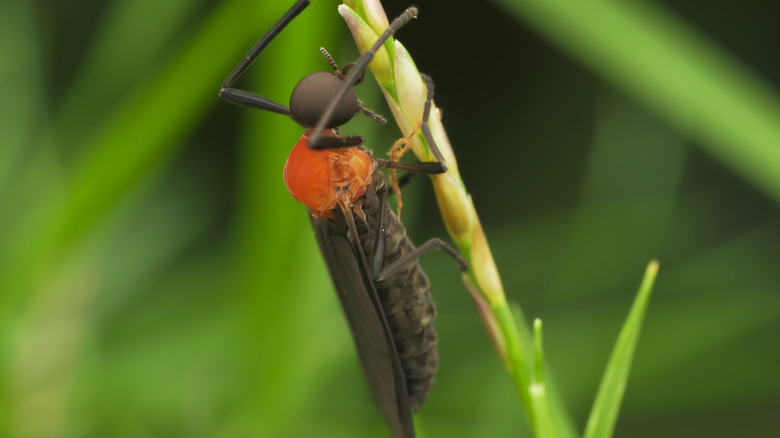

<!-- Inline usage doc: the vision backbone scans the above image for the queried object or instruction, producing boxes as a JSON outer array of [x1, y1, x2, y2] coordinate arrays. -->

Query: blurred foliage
[[1, 0, 779, 437]]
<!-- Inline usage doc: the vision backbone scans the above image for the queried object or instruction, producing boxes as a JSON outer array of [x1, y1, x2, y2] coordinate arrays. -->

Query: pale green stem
[[340, 0, 539, 431]]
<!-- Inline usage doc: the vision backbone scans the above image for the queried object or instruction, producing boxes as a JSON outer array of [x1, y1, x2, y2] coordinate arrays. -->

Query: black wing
[[310, 213, 415, 438]]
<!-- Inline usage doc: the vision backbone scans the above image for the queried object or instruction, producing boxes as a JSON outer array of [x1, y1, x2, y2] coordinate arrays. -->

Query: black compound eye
[[290, 71, 358, 128]]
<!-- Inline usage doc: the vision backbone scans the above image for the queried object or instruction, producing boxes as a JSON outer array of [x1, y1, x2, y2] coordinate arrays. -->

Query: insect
[[219, 1, 466, 436]]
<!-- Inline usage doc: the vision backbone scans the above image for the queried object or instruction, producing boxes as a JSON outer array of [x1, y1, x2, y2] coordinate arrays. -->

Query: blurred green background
[[2, 0, 779, 437]]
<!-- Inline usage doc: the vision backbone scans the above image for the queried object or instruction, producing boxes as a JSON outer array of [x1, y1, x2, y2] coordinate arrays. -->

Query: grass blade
[[583, 261, 659, 438], [492, 0, 780, 204], [530, 319, 556, 438], [0, 0, 269, 312]]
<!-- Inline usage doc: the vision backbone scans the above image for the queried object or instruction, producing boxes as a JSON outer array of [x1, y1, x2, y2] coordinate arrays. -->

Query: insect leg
[[374, 159, 445, 175], [309, 6, 419, 148], [218, 0, 312, 115], [369, 182, 391, 279], [392, 172, 416, 192], [377, 238, 468, 283], [384, 73, 446, 218], [219, 88, 292, 116], [367, 177, 468, 281], [418, 74, 448, 170], [382, 73, 449, 211], [321, 48, 387, 125], [340, 201, 374, 283], [320, 47, 388, 126]]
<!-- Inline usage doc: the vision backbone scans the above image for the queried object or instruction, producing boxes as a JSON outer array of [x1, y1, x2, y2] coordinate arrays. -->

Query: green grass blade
[[583, 261, 659, 438], [228, 2, 345, 433], [0, 0, 266, 310], [53, 0, 206, 149], [530, 319, 556, 438], [53, 0, 261, 251], [492, 0, 780, 203], [0, 2, 46, 191]]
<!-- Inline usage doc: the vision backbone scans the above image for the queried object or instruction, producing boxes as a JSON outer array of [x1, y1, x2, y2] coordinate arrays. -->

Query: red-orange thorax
[[284, 129, 374, 218]]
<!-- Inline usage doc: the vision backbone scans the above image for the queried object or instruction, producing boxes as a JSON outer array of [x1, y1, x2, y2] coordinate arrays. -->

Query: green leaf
[[0, 0, 272, 312], [583, 261, 659, 438], [492, 0, 780, 204], [530, 319, 556, 438]]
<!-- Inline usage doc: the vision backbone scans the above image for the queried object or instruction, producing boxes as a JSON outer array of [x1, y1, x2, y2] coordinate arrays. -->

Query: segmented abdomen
[[358, 177, 438, 411]]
